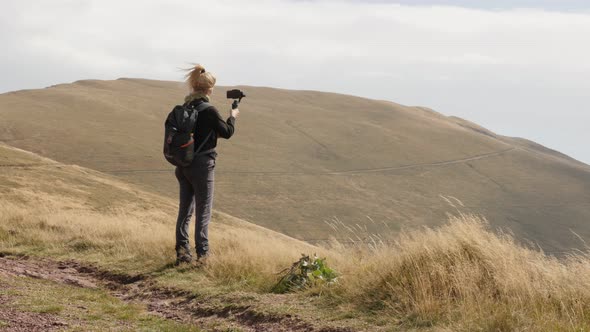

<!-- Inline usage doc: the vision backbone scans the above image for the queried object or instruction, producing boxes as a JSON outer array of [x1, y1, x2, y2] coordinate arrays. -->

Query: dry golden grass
[[323, 214, 590, 330], [5, 200, 590, 330], [0, 195, 318, 292], [0, 144, 319, 292], [3, 144, 590, 330], [0, 187, 321, 288]]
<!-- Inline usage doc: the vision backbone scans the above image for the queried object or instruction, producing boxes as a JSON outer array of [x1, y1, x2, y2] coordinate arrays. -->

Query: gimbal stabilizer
[[227, 89, 246, 110]]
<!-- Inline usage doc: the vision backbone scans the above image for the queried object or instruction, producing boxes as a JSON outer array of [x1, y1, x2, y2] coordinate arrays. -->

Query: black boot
[[175, 247, 193, 266], [196, 252, 210, 266]]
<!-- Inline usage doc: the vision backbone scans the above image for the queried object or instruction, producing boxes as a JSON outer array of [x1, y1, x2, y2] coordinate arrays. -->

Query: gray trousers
[[175, 154, 215, 257]]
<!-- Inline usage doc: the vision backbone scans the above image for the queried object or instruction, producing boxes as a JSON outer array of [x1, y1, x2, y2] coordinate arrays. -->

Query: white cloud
[[1, 0, 590, 163]]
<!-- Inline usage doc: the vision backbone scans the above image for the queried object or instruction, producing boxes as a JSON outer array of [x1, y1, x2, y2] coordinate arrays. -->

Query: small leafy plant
[[272, 254, 338, 293]]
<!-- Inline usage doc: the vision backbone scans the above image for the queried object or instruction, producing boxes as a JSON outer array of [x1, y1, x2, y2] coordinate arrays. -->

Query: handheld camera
[[227, 89, 246, 109]]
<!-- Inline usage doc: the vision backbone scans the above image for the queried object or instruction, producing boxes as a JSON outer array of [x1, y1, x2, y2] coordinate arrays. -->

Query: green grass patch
[[30, 304, 64, 314], [1, 275, 201, 331], [68, 239, 100, 252]]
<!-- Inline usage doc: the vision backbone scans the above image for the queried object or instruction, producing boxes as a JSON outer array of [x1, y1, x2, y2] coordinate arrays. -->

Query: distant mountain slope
[[1, 78, 589, 253]]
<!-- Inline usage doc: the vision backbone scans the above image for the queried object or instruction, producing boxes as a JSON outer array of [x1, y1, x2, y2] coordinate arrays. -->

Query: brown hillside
[[1, 78, 589, 253]]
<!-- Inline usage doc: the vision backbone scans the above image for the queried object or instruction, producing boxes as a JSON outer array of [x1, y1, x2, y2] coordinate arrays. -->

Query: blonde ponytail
[[185, 64, 216, 92]]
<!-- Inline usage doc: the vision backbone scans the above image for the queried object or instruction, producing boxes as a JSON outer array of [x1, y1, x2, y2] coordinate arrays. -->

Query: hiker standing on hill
[[174, 64, 239, 265]]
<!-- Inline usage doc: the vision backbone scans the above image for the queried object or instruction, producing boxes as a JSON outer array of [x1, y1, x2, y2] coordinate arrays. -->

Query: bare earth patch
[[0, 286, 68, 332], [0, 298, 68, 332]]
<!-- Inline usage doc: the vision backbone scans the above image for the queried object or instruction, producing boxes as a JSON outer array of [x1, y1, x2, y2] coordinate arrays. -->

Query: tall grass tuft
[[323, 213, 590, 330]]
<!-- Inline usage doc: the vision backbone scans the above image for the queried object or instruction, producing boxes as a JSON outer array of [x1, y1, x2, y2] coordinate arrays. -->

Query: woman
[[175, 64, 239, 265]]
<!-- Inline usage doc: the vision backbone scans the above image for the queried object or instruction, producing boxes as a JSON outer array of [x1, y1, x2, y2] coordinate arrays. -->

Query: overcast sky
[[2, 0, 589, 164]]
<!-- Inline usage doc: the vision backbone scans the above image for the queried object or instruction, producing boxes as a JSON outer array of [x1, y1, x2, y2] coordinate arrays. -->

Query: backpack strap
[[193, 101, 211, 113], [195, 131, 214, 155]]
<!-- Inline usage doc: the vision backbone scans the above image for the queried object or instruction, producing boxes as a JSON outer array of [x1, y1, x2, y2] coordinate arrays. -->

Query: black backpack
[[163, 101, 213, 167]]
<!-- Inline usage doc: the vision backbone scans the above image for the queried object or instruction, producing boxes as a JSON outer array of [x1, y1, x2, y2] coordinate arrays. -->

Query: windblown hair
[[185, 64, 216, 92]]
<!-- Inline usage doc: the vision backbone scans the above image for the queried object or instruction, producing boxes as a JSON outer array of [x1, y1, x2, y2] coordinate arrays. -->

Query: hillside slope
[[5, 144, 590, 331], [0, 143, 313, 264], [0, 144, 366, 331], [1, 79, 590, 252]]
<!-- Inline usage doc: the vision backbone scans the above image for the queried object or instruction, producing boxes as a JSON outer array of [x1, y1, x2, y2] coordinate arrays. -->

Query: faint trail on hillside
[[284, 121, 343, 160], [104, 147, 517, 176], [0, 163, 54, 168], [327, 147, 516, 175], [285, 120, 333, 151]]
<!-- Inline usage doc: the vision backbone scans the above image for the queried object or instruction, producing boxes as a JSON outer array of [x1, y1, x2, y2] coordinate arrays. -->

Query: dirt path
[[0, 254, 354, 332]]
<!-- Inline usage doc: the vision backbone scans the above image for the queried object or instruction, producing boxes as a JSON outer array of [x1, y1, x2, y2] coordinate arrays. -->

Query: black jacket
[[188, 98, 236, 157]]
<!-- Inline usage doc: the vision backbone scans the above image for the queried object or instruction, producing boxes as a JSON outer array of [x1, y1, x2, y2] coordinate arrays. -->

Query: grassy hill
[[0, 143, 342, 331], [3, 143, 590, 331], [1, 78, 590, 253], [0, 143, 314, 273]]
